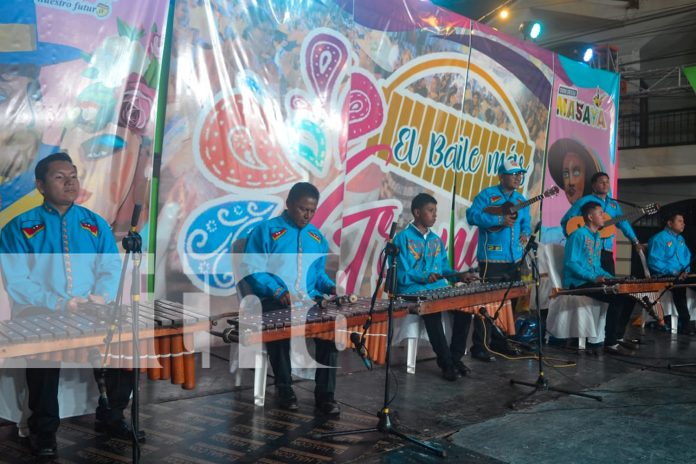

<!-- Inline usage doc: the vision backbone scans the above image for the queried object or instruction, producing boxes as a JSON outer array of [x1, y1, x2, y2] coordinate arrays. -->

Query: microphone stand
[[121, 205, 144, 463], [508, 228, 602, 408], [318, 223, 446, 457]]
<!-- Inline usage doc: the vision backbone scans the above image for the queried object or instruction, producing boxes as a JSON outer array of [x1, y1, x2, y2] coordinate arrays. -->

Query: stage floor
[[2, 320, 696, 463]]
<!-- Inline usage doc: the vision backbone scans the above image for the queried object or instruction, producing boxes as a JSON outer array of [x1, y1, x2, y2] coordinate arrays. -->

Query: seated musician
[[561, 172, 645, 272], [0, 153, 140, 458], [394, 193, 477, 381], [647, 212, 695, 335], [564, 201, 638, 355], [465, 157, 530, 361], [243, 182, 340, 416]]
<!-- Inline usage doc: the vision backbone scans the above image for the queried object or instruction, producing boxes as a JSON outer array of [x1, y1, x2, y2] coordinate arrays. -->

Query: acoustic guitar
[[484, 186, 559, 232], [565, 202, 659, 239]]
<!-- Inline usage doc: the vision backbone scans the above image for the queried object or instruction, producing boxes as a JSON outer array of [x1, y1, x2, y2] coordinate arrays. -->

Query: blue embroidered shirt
[[466, 185, 531, 264], [563, 225, 613, 288], [560, 194, 638, 250], [0, 202, 121, 313], [647, 228, 691, 276], [393, 223, 457, 294], [243, 212, 334, 299]]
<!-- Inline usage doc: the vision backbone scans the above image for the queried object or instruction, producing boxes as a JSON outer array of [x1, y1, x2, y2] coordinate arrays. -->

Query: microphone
[[350, 332, 373, 370], [478, 307, 506, 338], [533, 221, 542, 234], [130, 203, 142, 231], [524, 222, 541, 253], [388, 221, 397, 241]]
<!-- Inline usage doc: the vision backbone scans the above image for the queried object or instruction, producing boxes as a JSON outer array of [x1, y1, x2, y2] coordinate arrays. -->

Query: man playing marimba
[[465, 157, 530, 361], [564, 201, 637, 355], [393, 193, 477, 381], [0, 153, 140, 458], [647, 212, 695, 335], [243, 182, 340, 416]]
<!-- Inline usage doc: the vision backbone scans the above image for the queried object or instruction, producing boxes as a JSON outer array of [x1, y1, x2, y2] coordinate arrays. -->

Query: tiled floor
[[2, 323, 696, 463]]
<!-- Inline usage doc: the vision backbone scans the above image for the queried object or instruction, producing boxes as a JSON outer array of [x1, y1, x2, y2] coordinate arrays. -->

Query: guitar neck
[[604, 208, 647, 227], [509, 194, 543, 213]]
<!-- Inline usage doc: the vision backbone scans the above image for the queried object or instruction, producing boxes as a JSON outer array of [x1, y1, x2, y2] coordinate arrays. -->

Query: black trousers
[[670, 278, 696, 331], [262, 299, 337, 400], [596, 250, 636, 346], [573, 282, 635, 346], [422, 311, 469, 369], [458, 262, 521, 354], [26, 366, 134, 436]]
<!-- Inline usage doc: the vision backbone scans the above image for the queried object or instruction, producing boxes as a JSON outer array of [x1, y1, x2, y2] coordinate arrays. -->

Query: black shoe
[[315, 399, 341, 416], [278, 389, 299, 411], [441, 365, 460, 381], [471, 350, 496, 362], [604, 345, 634, 356], [95, 419, 146, 442], [617, 339, 639, 350], [453, 360, 471, 376], [30, 433, 57, 457]]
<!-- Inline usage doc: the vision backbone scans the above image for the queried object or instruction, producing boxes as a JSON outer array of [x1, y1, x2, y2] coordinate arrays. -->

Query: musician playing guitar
[[564, 201, 638, 356], [0, 153, 140, 458], [647, 212, 695, 336], [465, 157, 531, 362], [561, 172, 646, 275], [242, 182, 340, 416], [393, 193, 478, 381]]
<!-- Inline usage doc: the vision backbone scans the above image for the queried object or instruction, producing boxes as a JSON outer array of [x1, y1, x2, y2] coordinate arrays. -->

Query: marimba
[[399, 281, 530, 335], [550, 277, 676, 298], [0, 300, 208, 390], [549, 277, 690, 328], [223, 296, 413, 365], [401, 281, 529, 313]]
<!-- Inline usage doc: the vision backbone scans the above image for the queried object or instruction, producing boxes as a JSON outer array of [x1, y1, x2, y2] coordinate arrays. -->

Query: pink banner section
[[0, 0, 620, 316]]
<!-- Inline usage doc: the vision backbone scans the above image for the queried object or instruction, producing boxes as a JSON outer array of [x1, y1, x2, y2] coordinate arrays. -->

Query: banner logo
[[36, 0, 113, 19], [556, 86, 607, 130]]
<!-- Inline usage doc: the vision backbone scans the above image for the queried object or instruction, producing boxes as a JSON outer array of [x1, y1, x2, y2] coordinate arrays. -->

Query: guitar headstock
[[543, 185, 560, 198], [643, 203, 659, 215]]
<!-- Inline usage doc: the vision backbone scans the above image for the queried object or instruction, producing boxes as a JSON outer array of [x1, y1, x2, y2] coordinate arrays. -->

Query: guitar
[[484, 186, 559, 232], [565, 202, 659, 239]]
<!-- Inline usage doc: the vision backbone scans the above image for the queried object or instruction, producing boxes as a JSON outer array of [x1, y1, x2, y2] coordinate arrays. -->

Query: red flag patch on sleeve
[[80, 222, 99, 237], [308, 231, 321, 243], [490, 195, 502, 203], [22, 224, 45, 239], [271, 228, 287, 241]]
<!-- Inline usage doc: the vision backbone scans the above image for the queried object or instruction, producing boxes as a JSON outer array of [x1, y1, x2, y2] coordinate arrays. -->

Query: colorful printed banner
[[541, 55, 620, 244], [0, 0, 169, 319], [0, 0, 620, 316]]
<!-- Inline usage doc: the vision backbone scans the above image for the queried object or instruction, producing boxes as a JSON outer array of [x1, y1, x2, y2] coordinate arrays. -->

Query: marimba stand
[[317, 224, 446, 457], [509, 234, 602, 408]]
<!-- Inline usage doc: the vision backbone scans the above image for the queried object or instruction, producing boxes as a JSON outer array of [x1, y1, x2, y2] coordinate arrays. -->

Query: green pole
[[147, 0, 176, 294]]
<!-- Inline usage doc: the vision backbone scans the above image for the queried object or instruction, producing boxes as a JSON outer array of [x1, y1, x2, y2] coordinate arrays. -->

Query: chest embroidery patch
[[80, 222, 99, 237], [22, 224, 45, 239], [271, 228, 287, 241], [308, 231, 321, 243]]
